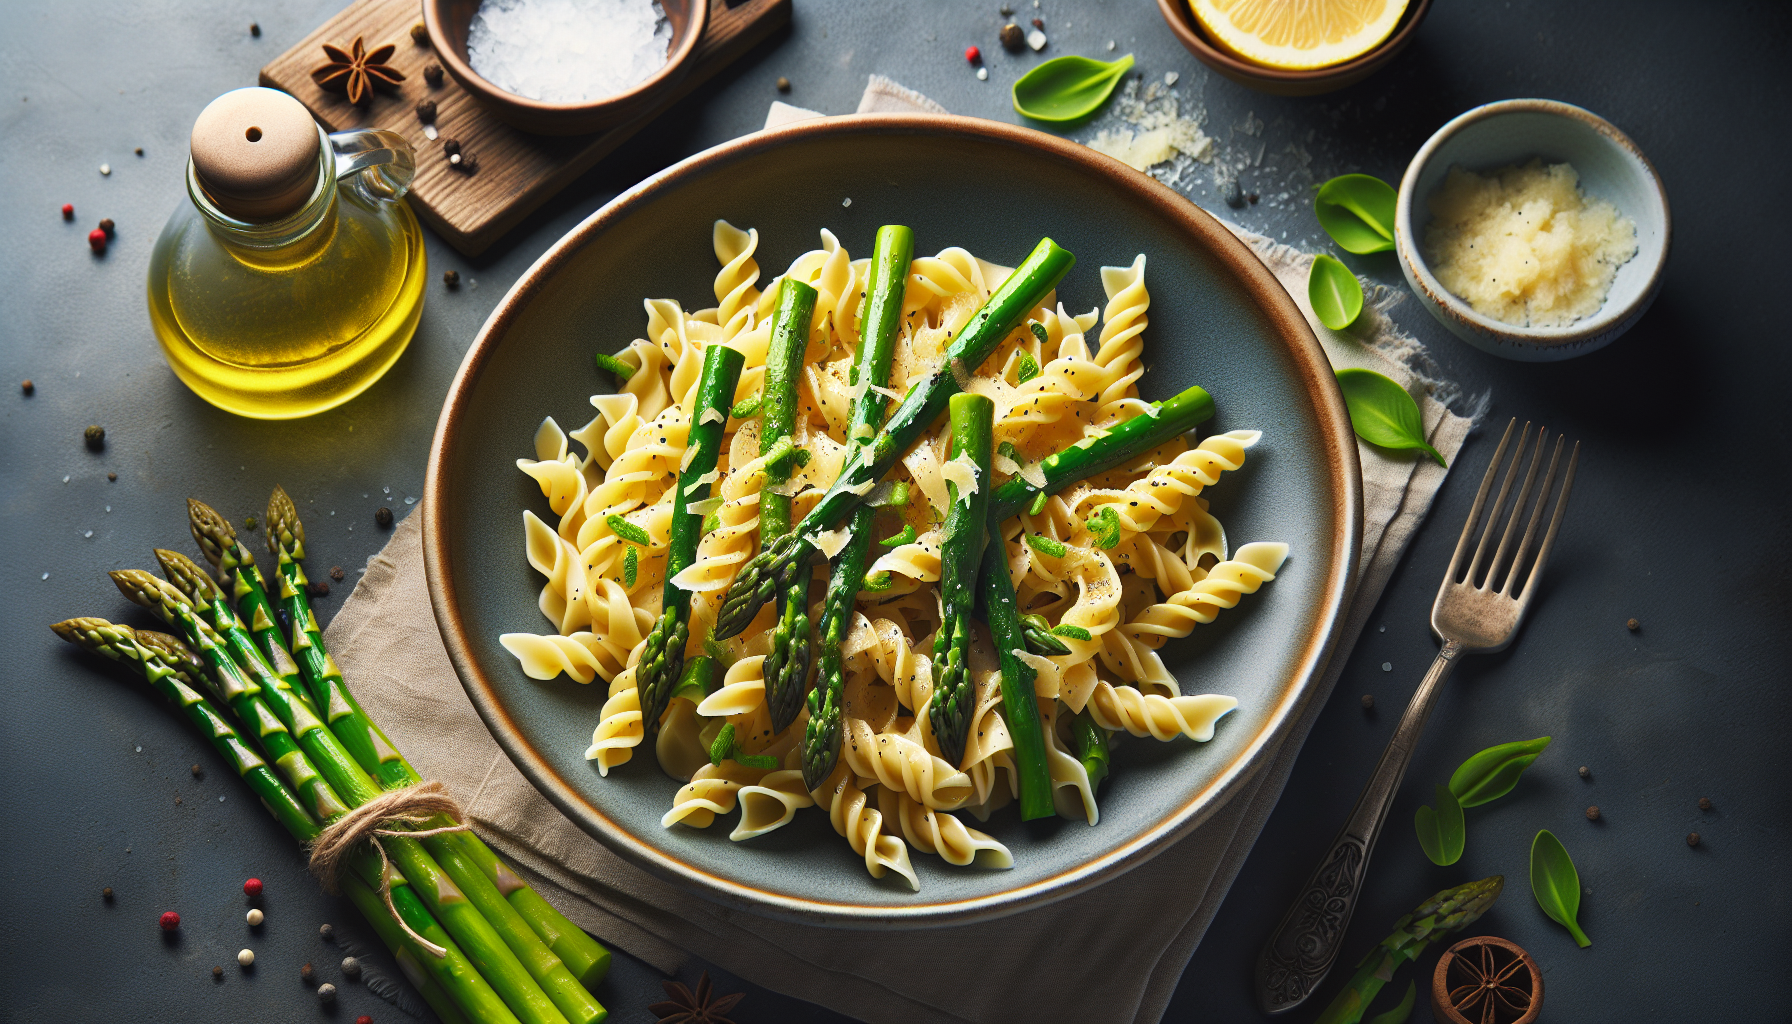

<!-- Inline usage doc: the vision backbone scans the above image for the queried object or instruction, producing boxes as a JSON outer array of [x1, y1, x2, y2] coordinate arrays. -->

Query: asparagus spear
[[760, 278, 819, 735], [112, 571, 578, 1024], [802, 225, 914, 789], [1313, 875, 1505, 1024], [254, 489, 611, 988], [637, 343, 747, 736], [978, 541, 1053, 819], [54, 618, 521, 1024], [185, 499, 316, 712], [927, 393, 996, 769], [713, 237, 1077, 640], [984, 383, 1215, 522], [1020, 613, 1073, 657]]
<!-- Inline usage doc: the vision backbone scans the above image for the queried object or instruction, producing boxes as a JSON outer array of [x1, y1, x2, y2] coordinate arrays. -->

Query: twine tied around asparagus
[[307, 781, 470, 958]]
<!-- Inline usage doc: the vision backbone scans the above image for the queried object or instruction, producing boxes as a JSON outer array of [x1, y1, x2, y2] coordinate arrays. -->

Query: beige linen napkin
[[324, 81, 1479, 1024]]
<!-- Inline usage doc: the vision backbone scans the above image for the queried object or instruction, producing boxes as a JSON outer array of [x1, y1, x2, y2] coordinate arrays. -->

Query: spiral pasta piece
[[655, 698, 711, 782], [712, 220, 762, 342], [815, 763, 918, 890], [1094, 255, 1149, 410], [1074, 430, 1261, 537], [1085, 683, 1237, 742], [585, 647, 647, 774], [876, 787, 1013, 868], [1124, 542, 1290, 646], [696, 655, 769, 718], [842, 716, 973, 811], [732, 769, 817, 841], [1041, 700, 1099, 824], [662, 760, 770, 829]]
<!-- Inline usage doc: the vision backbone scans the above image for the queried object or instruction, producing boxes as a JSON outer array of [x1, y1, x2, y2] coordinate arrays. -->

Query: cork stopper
[[190, 88, 320, 222]]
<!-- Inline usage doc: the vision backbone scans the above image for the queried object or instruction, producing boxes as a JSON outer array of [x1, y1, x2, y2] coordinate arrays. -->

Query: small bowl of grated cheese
[[1394, 99, 1670, 361]]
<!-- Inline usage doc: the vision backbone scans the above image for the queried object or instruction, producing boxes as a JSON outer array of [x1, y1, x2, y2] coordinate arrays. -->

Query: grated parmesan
[[811, 525, 854, 558], [942, 452, 981, 504]]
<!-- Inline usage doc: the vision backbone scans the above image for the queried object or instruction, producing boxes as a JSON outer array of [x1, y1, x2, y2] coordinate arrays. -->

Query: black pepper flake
[[776, 76, 791, 92], [1687, 831, 1701, 847], [84, 424, 106, 450], [443, 269, 461, 289], [308, 579, 330, 598], [423, 62, 444, 87], [375, 506, 393, 528], [416, 98, 437, 123], [330, 566, 344, 581]]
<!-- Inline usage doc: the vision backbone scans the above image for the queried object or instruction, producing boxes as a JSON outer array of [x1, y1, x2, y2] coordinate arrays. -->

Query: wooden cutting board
[[261, 0, 790, 256]]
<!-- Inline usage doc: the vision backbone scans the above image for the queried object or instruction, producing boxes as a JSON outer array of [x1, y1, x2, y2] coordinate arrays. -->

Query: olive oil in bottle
[[147, 87, 426, 419]]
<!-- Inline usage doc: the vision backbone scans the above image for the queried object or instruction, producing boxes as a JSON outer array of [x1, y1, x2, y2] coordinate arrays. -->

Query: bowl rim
[[422, 112, 1363, 927], [422, 0, 708, 118], [1154, 0, 1434, 86], [1394, 97, 1672, 347]]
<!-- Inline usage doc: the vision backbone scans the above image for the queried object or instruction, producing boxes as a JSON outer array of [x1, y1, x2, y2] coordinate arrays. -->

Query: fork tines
[[1447, 418, 1580, 599]]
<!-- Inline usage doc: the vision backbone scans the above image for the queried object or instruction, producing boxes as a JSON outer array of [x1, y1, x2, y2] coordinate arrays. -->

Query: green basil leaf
[[1012, 53, 1135, 122], [1309, 254, 1365, 331], [622, 545, 638, 588], [605, 514, 652, 546], [1050, 624, 1093, 642], [1335, 368, 1447, 467], [1450, 736, 1551, 807], [1315, 173, 1397, 254], [1366, 981, 1416, 1024], [1531, 829, 1591, 947], [1414, 783, 1465, 866]]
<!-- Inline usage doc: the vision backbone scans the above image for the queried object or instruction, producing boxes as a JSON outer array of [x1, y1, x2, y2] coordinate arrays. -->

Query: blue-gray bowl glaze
[[1395, 98, 1671, 362], [424, 114, 1361, 927]]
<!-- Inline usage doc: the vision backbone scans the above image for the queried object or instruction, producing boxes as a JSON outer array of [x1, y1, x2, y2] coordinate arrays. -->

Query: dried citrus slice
[[1189, 0, 1410, 71]]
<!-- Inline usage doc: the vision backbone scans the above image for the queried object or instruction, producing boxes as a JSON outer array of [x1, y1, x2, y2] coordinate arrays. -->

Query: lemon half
[[1189, 0, 1411, 71]]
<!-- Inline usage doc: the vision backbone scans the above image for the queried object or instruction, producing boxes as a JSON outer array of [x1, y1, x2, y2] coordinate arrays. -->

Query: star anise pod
[[648, 971, 745, 1024], [311, 36, 405, 106]]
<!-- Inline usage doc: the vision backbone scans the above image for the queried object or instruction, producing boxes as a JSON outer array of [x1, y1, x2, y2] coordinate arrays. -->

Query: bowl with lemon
[[1157, 0, 1432, 96]]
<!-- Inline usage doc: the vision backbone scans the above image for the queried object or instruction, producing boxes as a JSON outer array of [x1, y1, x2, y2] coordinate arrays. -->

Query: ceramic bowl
[[424, 114, 1361, 926], [1394, 99, 1671, 361], [1155, 0, 1432, 97], [423, 0, 707, 136]]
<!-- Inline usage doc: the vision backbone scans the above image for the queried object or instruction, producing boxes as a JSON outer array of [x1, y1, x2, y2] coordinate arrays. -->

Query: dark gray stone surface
[[1, 1, 1785, 1021]]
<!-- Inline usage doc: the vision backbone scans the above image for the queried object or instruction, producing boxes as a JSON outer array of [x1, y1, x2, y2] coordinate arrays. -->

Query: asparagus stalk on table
[[185, 498, 317, 711], [977, 539, 1054, 820], [928, 393, 996, 770], [250, 489, 613, 988], [636, 342, 748, 736], [760, 277, 820, 735], [74, 622, 506, 1024], [1313, 875, 1505, 1024], [112, 569, 584, 1024], [712, 237, 1078, 641], [53, 617, 522, 1024], [802, 224, 914, 791]]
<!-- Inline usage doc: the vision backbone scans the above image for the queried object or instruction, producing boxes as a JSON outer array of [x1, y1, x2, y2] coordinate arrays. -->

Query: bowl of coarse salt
[[1395, 98, 1671, 361], [425, 0, 708, 136]]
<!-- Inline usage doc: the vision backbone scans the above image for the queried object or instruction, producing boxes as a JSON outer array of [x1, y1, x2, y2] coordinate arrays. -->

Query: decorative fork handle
[[1254, 637, 1465, 1015]]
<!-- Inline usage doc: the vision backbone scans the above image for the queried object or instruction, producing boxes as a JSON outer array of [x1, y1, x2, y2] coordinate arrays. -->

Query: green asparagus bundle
[[803, 224, 914, 790], [112, 569, 591, 1024], [185, 499, 316, 711], [713, 237, 1078, 640], [760, 278, 820, 735], [54, 618, 516, 1024], [636, 343, 747, 736], [927, 393, 996, 770], [1313, 875, 1505, 1024], [199, 492, 610, 988], [978, 540, 1053, 819]]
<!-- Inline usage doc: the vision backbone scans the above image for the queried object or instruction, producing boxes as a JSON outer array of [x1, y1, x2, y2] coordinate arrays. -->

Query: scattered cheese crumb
[[1027, 29, 1046, 51], [1164, 71, 1179, 86], [976, 67, 989, 81], [812, 525, 854, 558]]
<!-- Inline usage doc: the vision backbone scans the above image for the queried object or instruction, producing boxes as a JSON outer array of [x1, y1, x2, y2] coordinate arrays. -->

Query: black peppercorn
[[443, 269, 460, 289], [1699, 796, 1712, 811], [103, 886, 114, 901], [107, 472, 117, 481], [99, 218, 116, 237], [213, 965, 224, 980], [416, 98, 437, 123], [318, 983, 338, 1003], [84, 424, 106, 450], [300, 961, 316, 985], [135, 147, 144, 156], [1585, 806, 1600, 821], [999, 22, 1025, 51], [458, 152, 478, 174], [1687, 831, 1700, 847], [410, 21, 429, 45], [331, 566, 345, 581], [375, 507, 393, 528], [249, 22, 260, 37], [442, 138, 461, 156], [1360, 694, 1374, 710], [1578, 765, 1590, 778], [424, 62, 444, 86], [319, 923, 335, 941], [1247, 192, 1260, 204], [308, 579, 329, 598], [191, 763, 203, 777], [776, 76, 790, 92], [21, 380, 33, 395]]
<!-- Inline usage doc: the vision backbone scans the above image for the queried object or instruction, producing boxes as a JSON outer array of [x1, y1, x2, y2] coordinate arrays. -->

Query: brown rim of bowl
[[1394, 98, 1673, 350], [422, 113, 1362, 928], [1156, 0, 1433, 94], [422, 0, 707, 131]]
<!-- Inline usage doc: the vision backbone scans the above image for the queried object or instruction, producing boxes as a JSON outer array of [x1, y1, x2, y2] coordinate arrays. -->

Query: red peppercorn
[[357, 1017, 374, 1024], [243, 877, 263, 898], [61, 203, 74, 220], [965, 45, 981, 63], [88, 228, 108, 254], [159, 911, 181, 931]]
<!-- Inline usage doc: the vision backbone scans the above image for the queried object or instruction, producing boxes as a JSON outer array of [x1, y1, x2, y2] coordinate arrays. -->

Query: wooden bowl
[[423, 0, 707, 136], [1154, 0, 1432, 97], [1432, 935, 1543, 1024]]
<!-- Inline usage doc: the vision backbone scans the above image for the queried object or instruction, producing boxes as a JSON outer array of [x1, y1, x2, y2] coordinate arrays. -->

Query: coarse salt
[[468, 0, 671, 103]]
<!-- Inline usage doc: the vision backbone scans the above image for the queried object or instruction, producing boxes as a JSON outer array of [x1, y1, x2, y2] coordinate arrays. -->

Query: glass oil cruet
[[147, 87, 427, 419]]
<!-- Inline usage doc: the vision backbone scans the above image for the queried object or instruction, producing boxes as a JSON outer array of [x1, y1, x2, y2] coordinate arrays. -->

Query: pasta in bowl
[[424, 114, 1359, 925]]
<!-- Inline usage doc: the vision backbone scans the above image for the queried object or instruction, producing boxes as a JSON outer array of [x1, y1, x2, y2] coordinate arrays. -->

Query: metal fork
[[1254, 419, 1579, 1015]]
